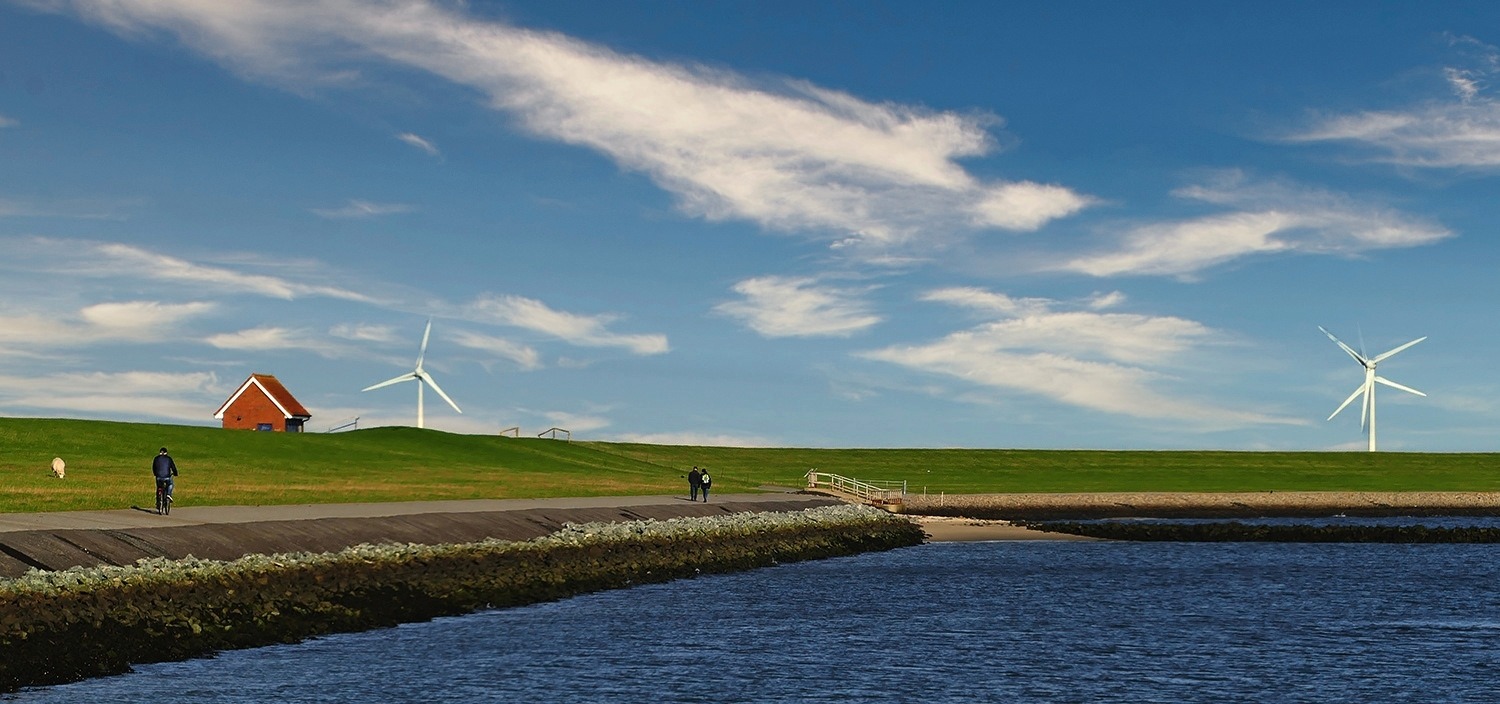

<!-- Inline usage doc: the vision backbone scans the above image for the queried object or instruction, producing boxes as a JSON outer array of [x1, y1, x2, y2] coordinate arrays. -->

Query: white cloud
[[79, 300, 217, 331], [971, 182, 1094, 231], [1285, 37, 1500, 168], [1287, 102, 1500, 168], [311, 199, 415, 219], [862, 288, 1304, 427], [396, 131, 439, 156], [87, 242, 377, 302], [541, 410, 611, 433], [329, 323, 399, 344], [0, 241, 396, 350], [0, 300, 213, 348], [608, 431, 776, 447], [43, 0, 1092, 252], [465, 294, 668, 355], [1445, 67, 1482, 102], [919, 287, 1051, 317], [0, 115, 17, 128], [0, 370, 223, 424], [449, 329, 542, 370], [715, 276, 881, 338], [1087, 291, 1127, 310], [1062, 173, 1450, 278], [205, 326, 350, 358]]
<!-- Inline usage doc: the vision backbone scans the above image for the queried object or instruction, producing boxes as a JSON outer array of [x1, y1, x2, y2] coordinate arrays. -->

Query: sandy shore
[[903, 491, 1500, 520], [911, 515, 1100, 542]]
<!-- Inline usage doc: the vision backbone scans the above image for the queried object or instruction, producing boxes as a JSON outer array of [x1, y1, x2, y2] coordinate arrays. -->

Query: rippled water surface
[[14, 540, 1500, 703]]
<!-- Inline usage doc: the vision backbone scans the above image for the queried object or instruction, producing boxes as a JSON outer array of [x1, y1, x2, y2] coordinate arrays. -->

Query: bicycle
[[155, 478, 173, 515]]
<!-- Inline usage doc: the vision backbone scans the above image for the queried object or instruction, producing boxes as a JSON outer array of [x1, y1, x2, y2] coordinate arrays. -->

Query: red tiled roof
[[213, 373, 312, 420], [251, 374, 310, 417]]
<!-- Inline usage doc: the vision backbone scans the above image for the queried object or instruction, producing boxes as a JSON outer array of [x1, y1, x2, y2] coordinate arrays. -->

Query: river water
[[13, 539, 1500, 703]]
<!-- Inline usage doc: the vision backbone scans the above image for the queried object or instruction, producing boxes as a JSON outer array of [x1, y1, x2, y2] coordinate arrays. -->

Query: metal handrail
[[326, 416, 359, 433], [804, 470, 906, 508]]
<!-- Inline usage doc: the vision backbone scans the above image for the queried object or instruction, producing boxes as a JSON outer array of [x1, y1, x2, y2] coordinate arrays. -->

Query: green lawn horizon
[[1, 417, 1497, 513]]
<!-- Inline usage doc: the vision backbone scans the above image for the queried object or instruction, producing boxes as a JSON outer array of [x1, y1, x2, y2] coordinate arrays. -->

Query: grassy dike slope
[[590, 443, 1500, 494], [4, 417, 1500, 513], [0, 418, 687, 513]]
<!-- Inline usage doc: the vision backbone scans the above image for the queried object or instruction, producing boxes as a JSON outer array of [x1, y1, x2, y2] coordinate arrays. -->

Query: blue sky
[[1, 0, 1495, 450]]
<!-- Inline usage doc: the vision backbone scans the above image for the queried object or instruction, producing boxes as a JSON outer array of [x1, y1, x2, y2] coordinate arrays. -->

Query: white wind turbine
[[362, 319, 462, 429], [1319, 326, 1426, 452]]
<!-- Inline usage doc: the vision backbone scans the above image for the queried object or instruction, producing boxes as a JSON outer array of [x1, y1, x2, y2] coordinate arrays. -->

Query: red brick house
[[214, 374, 312, 432]]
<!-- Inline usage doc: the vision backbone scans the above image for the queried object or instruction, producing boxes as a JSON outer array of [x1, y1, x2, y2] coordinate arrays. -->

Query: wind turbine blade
[[1375, 376, 1426, 397], [1328, 383, 1366, 421], [416, 370, 463, 413], [416, 319, 433, 368], [362, 373, 418, 392], [1372, 336, 1426, 364], [1319, 326, 1367, 365]]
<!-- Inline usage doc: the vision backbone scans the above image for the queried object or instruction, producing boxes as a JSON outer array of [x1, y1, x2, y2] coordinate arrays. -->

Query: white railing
[[804, 470, 906, 509]]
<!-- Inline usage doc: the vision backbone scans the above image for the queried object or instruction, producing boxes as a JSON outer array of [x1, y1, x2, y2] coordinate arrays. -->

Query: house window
[[256, 423, 273, 432]]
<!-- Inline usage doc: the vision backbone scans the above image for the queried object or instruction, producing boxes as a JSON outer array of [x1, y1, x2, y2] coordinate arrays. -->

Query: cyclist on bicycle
[[152, 447, 178, 512]]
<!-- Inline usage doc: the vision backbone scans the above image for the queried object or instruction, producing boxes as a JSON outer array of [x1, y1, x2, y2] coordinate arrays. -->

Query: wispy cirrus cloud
[[862, 287, 1304, 427], [449, 329, 542, 370], [205, 326, 352, 359], [1284, 35, 1500, 168], [311, 199, 415, 219], [464, 294, 668, 355], [1287, 103, 1500, 168], [40, 0, 1091, 252], [541, 410, 611, 433], [81, 241, 377, 302], [1061, 172, 1450, 278], [715, 275, 881, 338], [0, 370, 223, 423], [396, 132, 439, 156], [329, 323, 400, 344], [0, 301, 214, 349]]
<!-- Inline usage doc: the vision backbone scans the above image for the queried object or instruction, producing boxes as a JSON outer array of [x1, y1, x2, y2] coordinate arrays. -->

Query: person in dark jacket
[[698, 468, 711, 502], [686, 466, 703, 501], [152, 447, 179, 507]]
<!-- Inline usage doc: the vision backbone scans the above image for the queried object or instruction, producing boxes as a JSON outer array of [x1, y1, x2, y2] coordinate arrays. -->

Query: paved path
[[0, 493, 848, 577], [0, 493, 824, 534]]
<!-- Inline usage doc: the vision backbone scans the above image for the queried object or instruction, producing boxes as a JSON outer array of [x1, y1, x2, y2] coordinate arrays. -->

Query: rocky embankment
[[0, 504, 923, 693]]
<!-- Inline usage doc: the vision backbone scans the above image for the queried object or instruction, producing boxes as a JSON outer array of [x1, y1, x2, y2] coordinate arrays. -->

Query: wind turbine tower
[[363, 319, 463, 429], [1319, 326, 1425, 452]]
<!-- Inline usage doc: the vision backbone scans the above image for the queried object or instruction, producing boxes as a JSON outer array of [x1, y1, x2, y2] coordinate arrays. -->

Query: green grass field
[[1, 418, 1498, 513]]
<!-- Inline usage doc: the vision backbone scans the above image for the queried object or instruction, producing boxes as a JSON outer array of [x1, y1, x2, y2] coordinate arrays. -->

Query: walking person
[[152, 447, 178, 514], [699, 467, 711, 502], [687, 466, 703, 501]]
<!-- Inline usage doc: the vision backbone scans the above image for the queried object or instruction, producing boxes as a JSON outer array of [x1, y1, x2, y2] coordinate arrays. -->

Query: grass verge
[[2, 418, 1498, 513]]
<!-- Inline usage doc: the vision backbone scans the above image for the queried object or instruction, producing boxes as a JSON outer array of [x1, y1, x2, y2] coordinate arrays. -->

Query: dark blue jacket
[[152, 453, 178, 479]]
